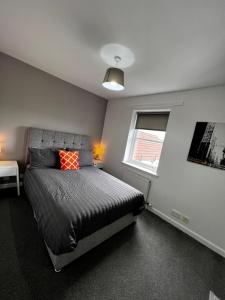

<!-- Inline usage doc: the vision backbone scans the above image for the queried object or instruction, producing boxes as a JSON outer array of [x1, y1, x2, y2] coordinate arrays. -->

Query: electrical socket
[[171, 209, 189, 225], [181, 215, 189, 224], [171, 209, 181, 220]]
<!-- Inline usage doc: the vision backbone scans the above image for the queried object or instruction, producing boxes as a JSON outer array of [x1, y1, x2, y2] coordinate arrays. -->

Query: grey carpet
[[0, 189, 225, 300]]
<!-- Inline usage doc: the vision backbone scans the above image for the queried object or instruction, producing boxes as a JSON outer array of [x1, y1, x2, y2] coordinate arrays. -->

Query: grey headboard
[[25, 127, 91, 163]]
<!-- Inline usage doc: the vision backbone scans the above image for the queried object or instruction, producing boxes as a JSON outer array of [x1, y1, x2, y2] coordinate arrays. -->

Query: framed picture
[[187, 122, 225, 170]]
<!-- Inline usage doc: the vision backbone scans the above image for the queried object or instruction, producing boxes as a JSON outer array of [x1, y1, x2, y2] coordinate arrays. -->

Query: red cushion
[[59, 150, 79, 171]]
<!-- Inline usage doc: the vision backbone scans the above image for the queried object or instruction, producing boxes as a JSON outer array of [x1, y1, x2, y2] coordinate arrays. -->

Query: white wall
[[102, 86, 225, 257]]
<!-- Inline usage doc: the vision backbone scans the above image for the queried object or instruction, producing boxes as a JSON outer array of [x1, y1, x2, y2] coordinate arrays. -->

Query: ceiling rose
[[100, 43, 135, 68]]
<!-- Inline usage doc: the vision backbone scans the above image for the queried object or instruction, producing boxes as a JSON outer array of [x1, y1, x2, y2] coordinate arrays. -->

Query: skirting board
[[0, 182, 23, 189], [147, 206, 225, 259]]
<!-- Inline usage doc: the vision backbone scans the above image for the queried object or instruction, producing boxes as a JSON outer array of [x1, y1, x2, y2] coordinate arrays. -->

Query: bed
[[24, 128, 145, 271]]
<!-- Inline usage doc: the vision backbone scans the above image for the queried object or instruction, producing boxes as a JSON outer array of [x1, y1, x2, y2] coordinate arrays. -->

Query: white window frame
[[123, 109, 170, 176]]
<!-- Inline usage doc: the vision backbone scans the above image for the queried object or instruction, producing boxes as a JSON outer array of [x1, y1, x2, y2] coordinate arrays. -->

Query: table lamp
[[93, 143, 105, 161]]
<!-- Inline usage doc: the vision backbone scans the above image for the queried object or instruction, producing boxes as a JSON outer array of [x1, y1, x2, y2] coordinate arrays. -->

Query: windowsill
[[122, 161, 159, 178]]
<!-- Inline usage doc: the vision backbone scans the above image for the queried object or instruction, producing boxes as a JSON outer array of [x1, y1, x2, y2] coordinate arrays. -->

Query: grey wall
[[0, 52, 107, 164], [102, 86, 225, 257]]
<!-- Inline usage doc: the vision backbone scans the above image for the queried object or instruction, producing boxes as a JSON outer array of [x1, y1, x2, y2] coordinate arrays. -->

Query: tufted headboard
[[25, 127, 91, 164]]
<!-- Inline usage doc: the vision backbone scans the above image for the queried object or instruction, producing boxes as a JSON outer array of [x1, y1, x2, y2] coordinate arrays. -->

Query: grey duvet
[[24, 167, 144, 255]]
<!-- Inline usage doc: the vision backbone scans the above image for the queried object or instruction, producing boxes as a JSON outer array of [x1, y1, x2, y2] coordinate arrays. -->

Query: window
[[124, 111, 169, 175]]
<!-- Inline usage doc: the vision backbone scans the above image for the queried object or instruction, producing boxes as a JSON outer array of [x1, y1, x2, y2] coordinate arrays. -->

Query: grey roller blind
[[135, 112, 169, 131]]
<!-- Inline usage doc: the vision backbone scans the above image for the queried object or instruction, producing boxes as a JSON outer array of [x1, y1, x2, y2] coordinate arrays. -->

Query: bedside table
[[93, 159, 104, 170], [0, 161, 20, 196]]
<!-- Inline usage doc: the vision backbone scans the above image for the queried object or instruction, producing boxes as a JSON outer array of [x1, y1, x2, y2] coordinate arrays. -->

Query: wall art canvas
[[187, 122, 225, 170]]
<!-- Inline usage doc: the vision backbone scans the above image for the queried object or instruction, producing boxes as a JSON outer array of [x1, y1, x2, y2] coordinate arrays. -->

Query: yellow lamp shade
[[93, 143, 106, 161], [0, 141, 4, 154]]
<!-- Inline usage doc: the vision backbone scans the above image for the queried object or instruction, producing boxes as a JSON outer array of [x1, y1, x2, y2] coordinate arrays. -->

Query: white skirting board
[[0, 182, 23, 189], [148, 206, 225, 259]]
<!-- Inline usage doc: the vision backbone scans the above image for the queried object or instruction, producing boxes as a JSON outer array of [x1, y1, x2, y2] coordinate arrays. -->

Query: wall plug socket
[[181, 215, 189, 224]]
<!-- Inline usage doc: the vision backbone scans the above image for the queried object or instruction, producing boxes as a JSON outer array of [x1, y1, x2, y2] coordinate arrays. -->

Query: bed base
[[45, 213, 137, 272]]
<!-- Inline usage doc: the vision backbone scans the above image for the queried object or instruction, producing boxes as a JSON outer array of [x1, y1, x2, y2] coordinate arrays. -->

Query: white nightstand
[[93, 159, 104, 170], [0, 161, 20, 196]]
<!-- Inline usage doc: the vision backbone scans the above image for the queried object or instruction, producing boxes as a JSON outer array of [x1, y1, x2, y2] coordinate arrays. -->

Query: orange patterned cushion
[[59, 150, 79, 171]]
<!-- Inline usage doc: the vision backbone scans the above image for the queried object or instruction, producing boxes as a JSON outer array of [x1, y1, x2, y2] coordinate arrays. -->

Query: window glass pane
[[132, 129, 165, 169]]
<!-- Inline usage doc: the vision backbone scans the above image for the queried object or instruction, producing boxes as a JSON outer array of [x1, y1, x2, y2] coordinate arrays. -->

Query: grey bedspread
[[24, 167, 144, 255]]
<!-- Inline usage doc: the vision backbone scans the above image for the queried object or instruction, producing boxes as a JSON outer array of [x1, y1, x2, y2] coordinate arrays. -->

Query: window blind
[[135, 112, 169, 131]]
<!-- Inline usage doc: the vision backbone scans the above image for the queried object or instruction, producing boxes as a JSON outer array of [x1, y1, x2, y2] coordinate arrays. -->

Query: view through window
[[124, 111, 169, 174], [132, 129, 166, 170]]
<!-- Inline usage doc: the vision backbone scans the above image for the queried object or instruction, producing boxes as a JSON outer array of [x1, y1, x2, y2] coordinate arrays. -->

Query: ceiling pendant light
[[102, 56, 124, 91]]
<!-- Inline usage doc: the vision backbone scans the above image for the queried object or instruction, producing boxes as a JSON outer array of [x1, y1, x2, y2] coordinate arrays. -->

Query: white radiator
[[122, 167, 151, 201]]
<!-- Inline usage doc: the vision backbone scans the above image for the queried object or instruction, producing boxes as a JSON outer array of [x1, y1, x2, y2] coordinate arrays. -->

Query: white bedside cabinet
[[93, 159, 104, 170], [0, 161, 20, 196]]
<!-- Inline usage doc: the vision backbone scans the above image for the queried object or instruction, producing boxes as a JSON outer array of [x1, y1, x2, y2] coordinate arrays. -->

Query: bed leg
[[54, 268, 62, 273]]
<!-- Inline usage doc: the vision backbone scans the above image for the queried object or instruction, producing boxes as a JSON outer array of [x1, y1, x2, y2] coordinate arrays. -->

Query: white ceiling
[[1, 0, 225, 99]]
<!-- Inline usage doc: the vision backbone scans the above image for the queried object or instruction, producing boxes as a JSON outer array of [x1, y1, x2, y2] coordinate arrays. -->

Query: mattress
[[24, 166, 144, 255]]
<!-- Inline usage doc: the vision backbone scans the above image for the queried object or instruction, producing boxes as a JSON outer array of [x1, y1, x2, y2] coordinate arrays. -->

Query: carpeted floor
[[0, 189, 225, 300]]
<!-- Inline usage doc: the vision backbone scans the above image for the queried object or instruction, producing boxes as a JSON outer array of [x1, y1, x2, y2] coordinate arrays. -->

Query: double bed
[[24, 128, 145, 271]]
